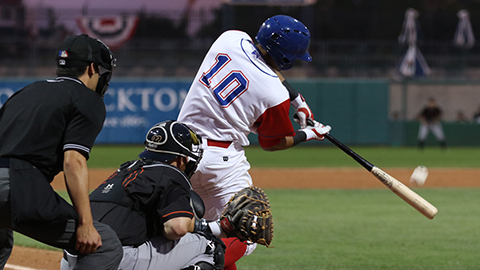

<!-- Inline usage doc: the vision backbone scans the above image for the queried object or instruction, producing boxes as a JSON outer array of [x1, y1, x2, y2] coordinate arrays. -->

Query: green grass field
[[88, 145, 480, 168], [12, 145, 480, 269], [236, 188, 480, 270]]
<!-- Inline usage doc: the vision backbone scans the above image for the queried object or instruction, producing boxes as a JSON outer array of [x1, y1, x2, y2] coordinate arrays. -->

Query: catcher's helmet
[[139, 120, 203, 177], [255, 15, 312, 70]]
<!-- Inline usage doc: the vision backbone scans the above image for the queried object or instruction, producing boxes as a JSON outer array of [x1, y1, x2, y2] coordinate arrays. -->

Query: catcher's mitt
[[219, 186, 273, 247]]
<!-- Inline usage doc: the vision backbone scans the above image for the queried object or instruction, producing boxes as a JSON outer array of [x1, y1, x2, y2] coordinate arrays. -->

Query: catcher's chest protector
[[89, 160, 146, 215]]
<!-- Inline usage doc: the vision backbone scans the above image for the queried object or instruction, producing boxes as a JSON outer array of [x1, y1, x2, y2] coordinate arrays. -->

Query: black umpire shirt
[[0, 76, 106, 182], [89, 160, 195, 246]]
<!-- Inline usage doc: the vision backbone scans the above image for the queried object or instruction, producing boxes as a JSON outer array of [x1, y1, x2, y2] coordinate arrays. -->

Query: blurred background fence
[[2, 2, 480, 79], [5, 38, 480, 79]]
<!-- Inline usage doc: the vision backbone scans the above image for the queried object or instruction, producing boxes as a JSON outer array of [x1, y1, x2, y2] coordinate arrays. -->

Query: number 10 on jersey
[[200, 53, 249, 108]]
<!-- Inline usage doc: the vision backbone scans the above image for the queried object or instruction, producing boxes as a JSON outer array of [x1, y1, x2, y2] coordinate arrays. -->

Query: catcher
[[62, 120, 273, 270]]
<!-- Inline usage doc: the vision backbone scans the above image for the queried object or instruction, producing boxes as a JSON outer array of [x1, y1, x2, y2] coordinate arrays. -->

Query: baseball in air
[[410, 165, 429, 187]]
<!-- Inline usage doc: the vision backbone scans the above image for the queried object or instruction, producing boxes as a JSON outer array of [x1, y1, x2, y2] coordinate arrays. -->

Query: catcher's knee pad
[[181, 261, 214, 270]]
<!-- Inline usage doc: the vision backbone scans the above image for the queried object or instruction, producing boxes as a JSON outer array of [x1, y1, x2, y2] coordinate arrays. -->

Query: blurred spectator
[[456, 111, 469, 123], [417, 97, 447, 150], [391, 111, 400, 121], [473, 106, 480, 124]]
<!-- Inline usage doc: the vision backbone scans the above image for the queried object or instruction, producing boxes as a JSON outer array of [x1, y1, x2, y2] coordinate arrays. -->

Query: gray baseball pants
[[62, 233, 215, 270], [418, 123, 446, 141]]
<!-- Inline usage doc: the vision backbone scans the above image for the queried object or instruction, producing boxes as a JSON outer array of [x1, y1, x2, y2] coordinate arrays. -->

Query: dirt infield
[[49, 167, 480, 190], [7, 167, 480, 270]]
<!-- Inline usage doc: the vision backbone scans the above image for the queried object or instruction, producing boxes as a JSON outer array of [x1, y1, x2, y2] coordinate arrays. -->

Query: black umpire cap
[[56, 34, 115, 71]]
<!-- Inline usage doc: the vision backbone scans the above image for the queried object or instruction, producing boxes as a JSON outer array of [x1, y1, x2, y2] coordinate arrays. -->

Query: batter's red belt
[[207, 139, 232, 148]]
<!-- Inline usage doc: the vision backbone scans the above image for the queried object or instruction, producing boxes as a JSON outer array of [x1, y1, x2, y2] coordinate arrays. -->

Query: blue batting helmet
[[255, 15, 312, 70]]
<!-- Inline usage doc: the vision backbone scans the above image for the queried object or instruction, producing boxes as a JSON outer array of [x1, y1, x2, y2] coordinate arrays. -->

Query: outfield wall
[[1, 78, 479, 146], [389, 80, 480, 147], [282, 79, 390, 145], [390, 80, 480, 122]]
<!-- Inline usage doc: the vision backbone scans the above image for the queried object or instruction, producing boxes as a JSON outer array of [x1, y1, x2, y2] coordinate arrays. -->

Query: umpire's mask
[[94, 39, 116, 97]]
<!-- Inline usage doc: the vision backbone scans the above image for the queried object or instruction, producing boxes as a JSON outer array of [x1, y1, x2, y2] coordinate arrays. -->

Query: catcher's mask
[[56, 34, 116, 97], [139, 120, 203, 178], [255, 15, 311, 70]]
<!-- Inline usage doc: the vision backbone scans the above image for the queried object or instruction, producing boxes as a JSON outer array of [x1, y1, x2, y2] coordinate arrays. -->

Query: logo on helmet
[[151, 134, 163, 142]]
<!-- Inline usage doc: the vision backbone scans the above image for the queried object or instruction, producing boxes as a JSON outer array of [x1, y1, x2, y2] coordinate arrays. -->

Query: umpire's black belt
[[0, 157, 10, 168]]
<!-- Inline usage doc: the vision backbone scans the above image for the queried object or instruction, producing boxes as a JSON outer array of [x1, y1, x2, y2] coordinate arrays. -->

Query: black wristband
[[282, 80, 299, 101], [193, 218, 211, 234], [292, 131, 307, 146]]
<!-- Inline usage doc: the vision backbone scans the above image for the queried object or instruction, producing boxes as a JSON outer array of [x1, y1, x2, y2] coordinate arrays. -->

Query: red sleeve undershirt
[[255, 99, 295, 148]]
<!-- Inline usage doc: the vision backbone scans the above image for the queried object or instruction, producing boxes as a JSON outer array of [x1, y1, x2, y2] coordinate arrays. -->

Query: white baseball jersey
[[178, 30, 294, 148], [177, 31, 295, 234]]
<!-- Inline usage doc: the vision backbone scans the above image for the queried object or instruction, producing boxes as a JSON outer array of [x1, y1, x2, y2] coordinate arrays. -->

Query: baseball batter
[[177, 15, 331, 269]]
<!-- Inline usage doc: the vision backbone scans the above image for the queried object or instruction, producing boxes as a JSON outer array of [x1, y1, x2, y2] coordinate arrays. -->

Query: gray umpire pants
[[0, 162, 123, 270]]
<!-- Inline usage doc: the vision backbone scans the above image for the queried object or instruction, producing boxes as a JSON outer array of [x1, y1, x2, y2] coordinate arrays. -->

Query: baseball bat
[[288, 81, 438, 219], [324, 133, 438, 219]]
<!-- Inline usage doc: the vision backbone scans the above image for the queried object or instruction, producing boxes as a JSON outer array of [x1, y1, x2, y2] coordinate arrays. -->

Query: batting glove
[[291, 94, 314, 129], [301, 120, 331, 141]]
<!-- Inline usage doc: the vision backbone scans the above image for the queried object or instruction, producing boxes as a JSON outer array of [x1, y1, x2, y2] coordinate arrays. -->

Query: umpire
[[0, 34, 122, 269]]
